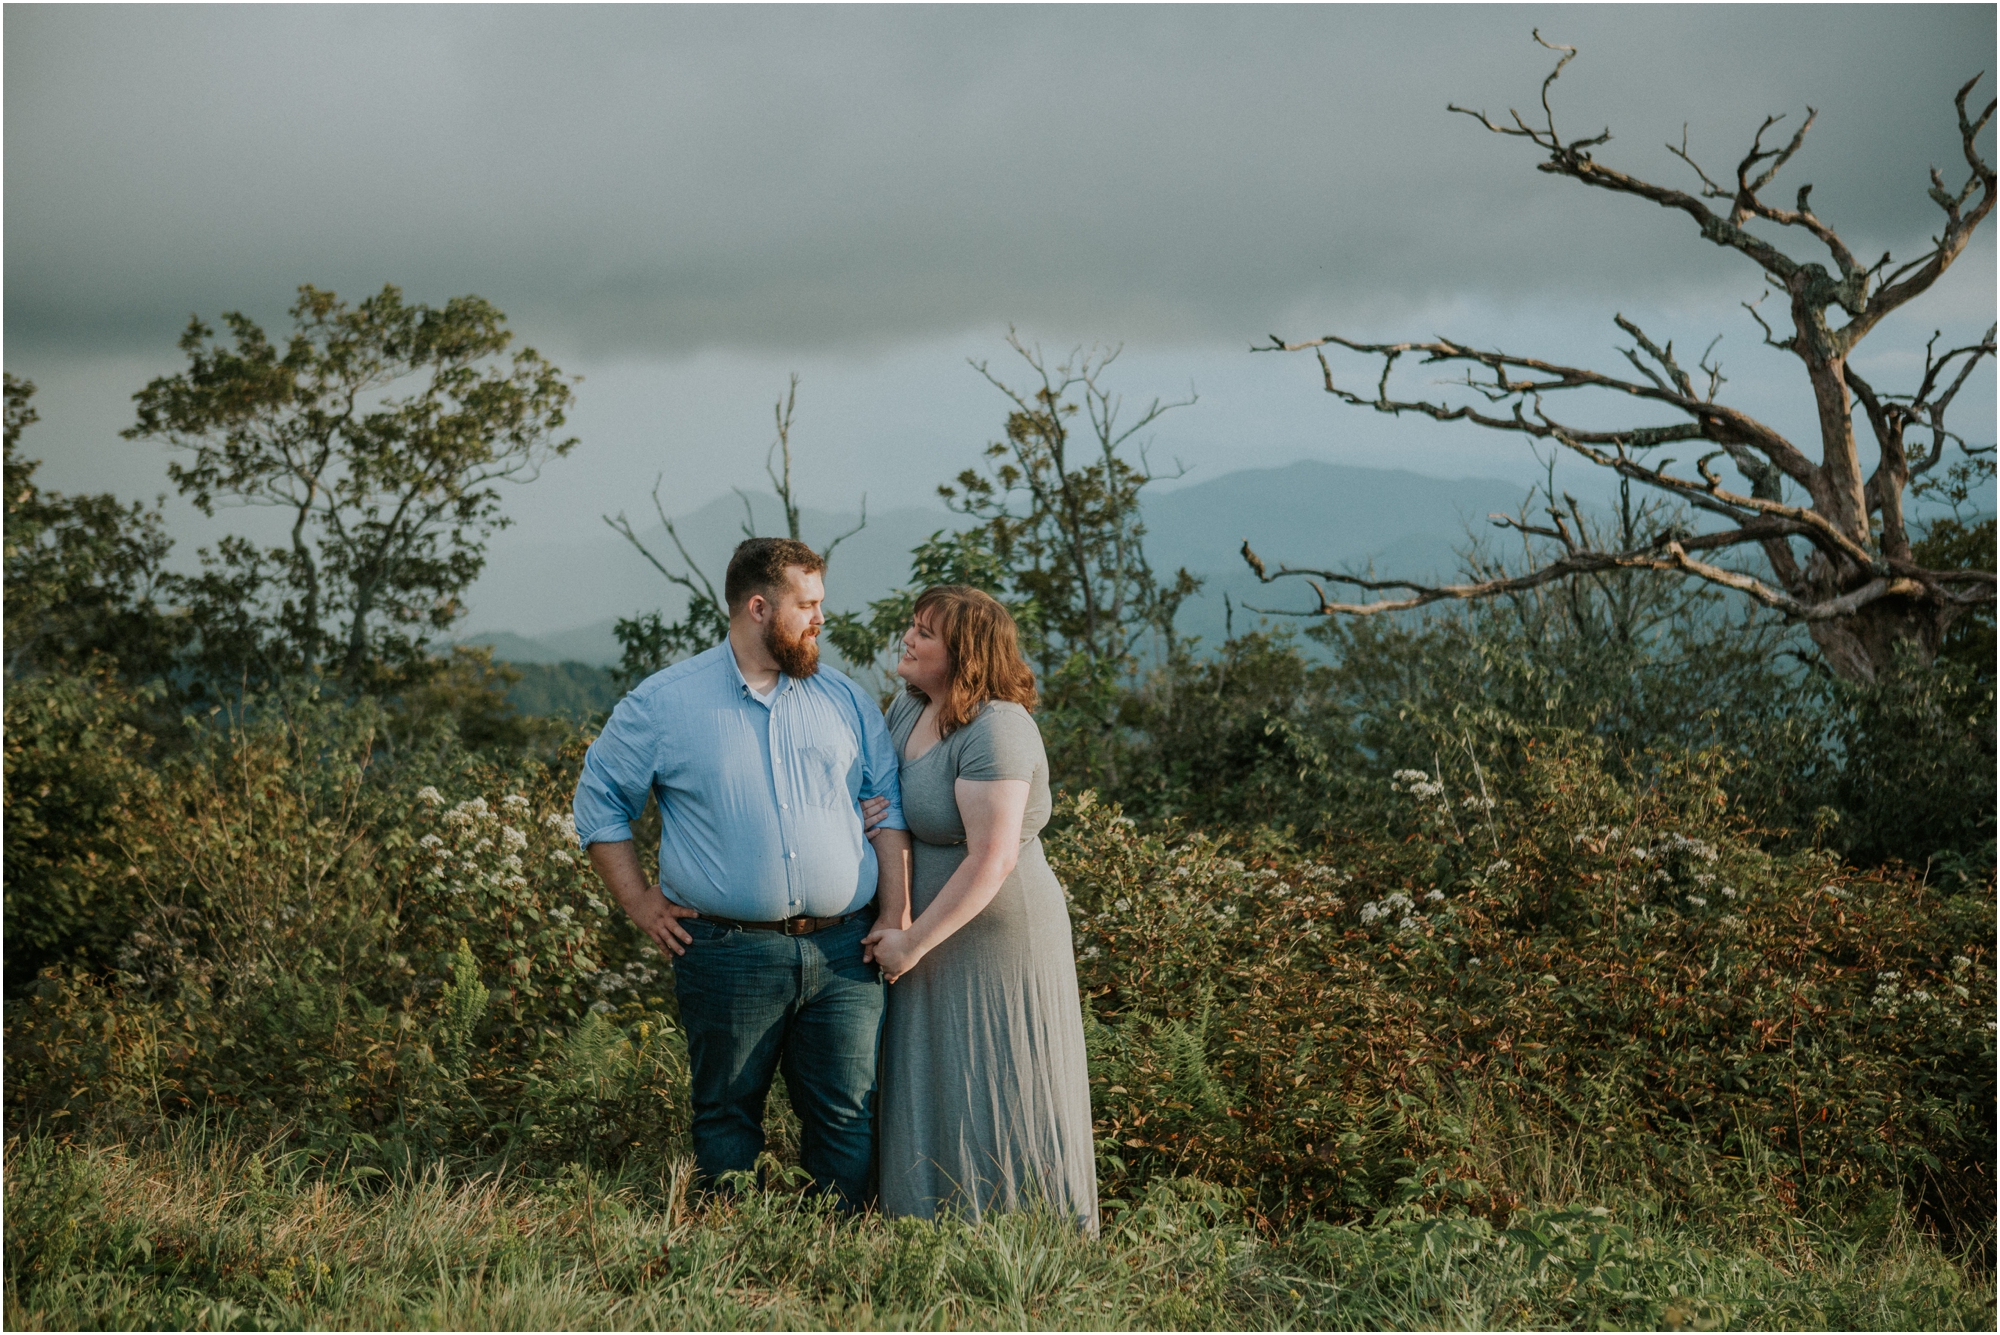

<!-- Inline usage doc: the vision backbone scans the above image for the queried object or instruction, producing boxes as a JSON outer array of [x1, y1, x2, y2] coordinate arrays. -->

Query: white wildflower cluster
[[1359, 891, 1422, 931], [412, 791, 603, 995], [1658, 833, 1719, 863], [543, 811, 579, 843], [592, 959, 661, 996], [416, 786, 444, 806], [1684, 895, 1708, 908], [1390, 769, 1446, 800], [1461, 795, 1496, 812], [1871, 971, 1903, 1013], [1483, 858, 1512, 876]]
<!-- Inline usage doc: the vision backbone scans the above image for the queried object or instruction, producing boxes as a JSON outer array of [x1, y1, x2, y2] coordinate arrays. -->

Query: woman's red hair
[[907, 585, 1037, 737]]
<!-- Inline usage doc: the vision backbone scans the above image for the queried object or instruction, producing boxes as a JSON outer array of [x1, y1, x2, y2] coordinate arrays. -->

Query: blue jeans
[[671, 910, 884, 1210]]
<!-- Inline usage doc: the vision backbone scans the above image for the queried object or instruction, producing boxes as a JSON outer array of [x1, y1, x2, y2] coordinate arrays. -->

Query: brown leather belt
[[701, 908, 869, 936]]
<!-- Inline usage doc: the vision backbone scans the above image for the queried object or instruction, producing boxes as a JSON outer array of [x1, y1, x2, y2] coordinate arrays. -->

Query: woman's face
[[897, 613, 951, 696]]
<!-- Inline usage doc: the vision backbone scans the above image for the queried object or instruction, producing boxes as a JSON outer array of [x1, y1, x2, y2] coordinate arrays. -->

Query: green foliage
[[1, 669, 164, 984], [824, 526, 1026, 690], [384, 644, 573, 757], [123, 284, 578, 690], [4, 684, 685, 1171], [1112, 627, 1343, 828], [940, 335, 1201, 785], [1054, 753, 1995, 1242], [501, 660, 624, 722], [611, 600, 728, 690], [1910, 454, 1997, 677], [3, 375, 184, 683], [1825, 646, 1995, 880]]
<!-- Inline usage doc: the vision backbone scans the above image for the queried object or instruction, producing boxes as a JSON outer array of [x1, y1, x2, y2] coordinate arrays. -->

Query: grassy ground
[[5, 1129, 1990, 1331]]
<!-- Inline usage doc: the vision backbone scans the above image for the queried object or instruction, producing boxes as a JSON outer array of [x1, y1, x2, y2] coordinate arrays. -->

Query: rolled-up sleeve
[[573, 693, 660, 849], [851, 683, 906, 832]]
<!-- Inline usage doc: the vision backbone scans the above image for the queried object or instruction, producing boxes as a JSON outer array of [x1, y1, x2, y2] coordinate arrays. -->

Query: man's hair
[[905, 585, 1037, 737], [724, 537, 826, 613]]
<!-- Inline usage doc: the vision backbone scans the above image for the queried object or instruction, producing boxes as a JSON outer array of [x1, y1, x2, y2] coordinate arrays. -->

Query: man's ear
[[745, 592, 769, 624]]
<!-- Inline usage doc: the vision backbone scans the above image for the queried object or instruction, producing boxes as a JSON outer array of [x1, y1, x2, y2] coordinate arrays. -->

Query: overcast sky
[[6, 4, 1993, 625]]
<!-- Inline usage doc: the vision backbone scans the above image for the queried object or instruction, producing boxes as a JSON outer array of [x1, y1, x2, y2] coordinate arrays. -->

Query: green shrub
[[2, 667, 164, 984], [1054, 744, 1996, 1243], [4, 682, 686, 1173]]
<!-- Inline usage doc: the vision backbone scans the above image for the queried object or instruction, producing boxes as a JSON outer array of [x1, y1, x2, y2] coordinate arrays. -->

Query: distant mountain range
[[458, 460, 1536, 668]]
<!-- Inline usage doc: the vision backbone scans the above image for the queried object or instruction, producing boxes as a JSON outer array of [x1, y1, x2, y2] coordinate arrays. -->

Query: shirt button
[[781, 803, 789, 810], [789, 851, 797, 859]]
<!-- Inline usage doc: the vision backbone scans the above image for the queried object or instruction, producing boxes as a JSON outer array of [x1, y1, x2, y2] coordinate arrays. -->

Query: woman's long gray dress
[[878, 695, 1099, 1233]]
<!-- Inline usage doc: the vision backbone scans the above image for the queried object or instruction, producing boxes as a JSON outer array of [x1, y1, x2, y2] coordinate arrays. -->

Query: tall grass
[[6, 1128, 1990, 1331]]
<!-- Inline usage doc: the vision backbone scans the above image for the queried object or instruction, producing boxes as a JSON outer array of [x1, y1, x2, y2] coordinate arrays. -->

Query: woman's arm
[[861, 777, 1029, 981]]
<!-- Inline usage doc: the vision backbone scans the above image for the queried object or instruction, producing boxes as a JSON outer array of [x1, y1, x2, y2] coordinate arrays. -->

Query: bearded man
[[574, 536, 911, 1209]]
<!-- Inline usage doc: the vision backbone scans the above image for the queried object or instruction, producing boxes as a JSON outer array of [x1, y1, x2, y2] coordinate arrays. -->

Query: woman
[[861, 586, 1099, 1233]]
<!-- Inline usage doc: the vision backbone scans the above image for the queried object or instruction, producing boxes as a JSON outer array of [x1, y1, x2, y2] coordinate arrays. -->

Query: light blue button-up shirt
[[573, 641, 906, 921]]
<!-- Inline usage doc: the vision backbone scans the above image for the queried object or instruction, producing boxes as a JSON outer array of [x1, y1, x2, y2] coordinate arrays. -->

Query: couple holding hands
[[573, 537, 1098, 1232]]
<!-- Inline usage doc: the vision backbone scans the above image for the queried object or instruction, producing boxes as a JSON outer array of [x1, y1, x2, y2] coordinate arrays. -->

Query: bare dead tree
[[601, 377, 867, 680], [732, 373, 867, 559], [1245, 34, 1995, 681]]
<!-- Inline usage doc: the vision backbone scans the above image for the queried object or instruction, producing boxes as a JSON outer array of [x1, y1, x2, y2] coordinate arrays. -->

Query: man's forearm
[[588, 840, 654, 919], [872, 829, 913, 930], [588, 839, 697, 957]]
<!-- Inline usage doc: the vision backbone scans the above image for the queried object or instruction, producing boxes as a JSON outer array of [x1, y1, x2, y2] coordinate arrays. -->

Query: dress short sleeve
[[956, 702, 1045, 783]]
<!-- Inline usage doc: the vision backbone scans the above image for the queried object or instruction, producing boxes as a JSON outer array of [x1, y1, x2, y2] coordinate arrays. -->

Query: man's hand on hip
[[587, 839, 699, 958], [632, 890, 700, 958]]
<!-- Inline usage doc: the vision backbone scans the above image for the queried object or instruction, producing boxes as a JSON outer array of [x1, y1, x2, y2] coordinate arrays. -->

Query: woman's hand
[[860, 924, 922, 982], [861, 794, 891, 835]]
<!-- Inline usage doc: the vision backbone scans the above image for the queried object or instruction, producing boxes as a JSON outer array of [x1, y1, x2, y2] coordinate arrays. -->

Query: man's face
[[759, 567, 825, 678]]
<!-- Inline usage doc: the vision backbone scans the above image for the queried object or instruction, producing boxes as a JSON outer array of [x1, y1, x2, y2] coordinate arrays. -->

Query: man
[[574, 536, 912, 1210]]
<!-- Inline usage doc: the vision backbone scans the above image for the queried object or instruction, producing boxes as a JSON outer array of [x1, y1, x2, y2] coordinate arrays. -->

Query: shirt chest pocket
[[798, 745, 857, 809]]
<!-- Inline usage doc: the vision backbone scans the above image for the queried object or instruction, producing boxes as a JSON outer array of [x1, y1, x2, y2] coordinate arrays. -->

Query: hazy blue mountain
[[1145, 461, 1531, 649], [462, 461, 1534, 667]]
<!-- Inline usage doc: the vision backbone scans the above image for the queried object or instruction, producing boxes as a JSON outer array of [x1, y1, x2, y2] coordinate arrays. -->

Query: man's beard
[[765, 617, 820, 679]]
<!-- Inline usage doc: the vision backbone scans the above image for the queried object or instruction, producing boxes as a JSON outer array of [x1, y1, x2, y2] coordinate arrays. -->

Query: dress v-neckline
[[900, 700, 947, 765], [901, 724, 945, 765]]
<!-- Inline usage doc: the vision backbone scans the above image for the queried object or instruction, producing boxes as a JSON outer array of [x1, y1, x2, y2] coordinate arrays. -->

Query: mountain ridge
[[459, 459, 1535, 666]]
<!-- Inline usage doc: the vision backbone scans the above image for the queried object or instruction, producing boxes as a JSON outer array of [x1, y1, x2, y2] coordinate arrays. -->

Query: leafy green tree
[[824, 527, 1026, 692], [940, 334, 1201, 785], [945, 333, 1198, 677], [125, 285, 577, 690], [3, 374, 183, 683]]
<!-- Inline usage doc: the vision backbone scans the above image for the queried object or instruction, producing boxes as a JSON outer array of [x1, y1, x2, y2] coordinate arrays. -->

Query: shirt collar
[[724, 641, 789, 701]]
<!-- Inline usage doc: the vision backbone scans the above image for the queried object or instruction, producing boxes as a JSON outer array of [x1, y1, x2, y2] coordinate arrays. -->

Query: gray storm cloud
[[7, 4, 1993, 356]]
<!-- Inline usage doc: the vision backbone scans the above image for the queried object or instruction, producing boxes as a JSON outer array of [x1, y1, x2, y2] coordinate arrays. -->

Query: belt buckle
[[781, 915, 813, 936]]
